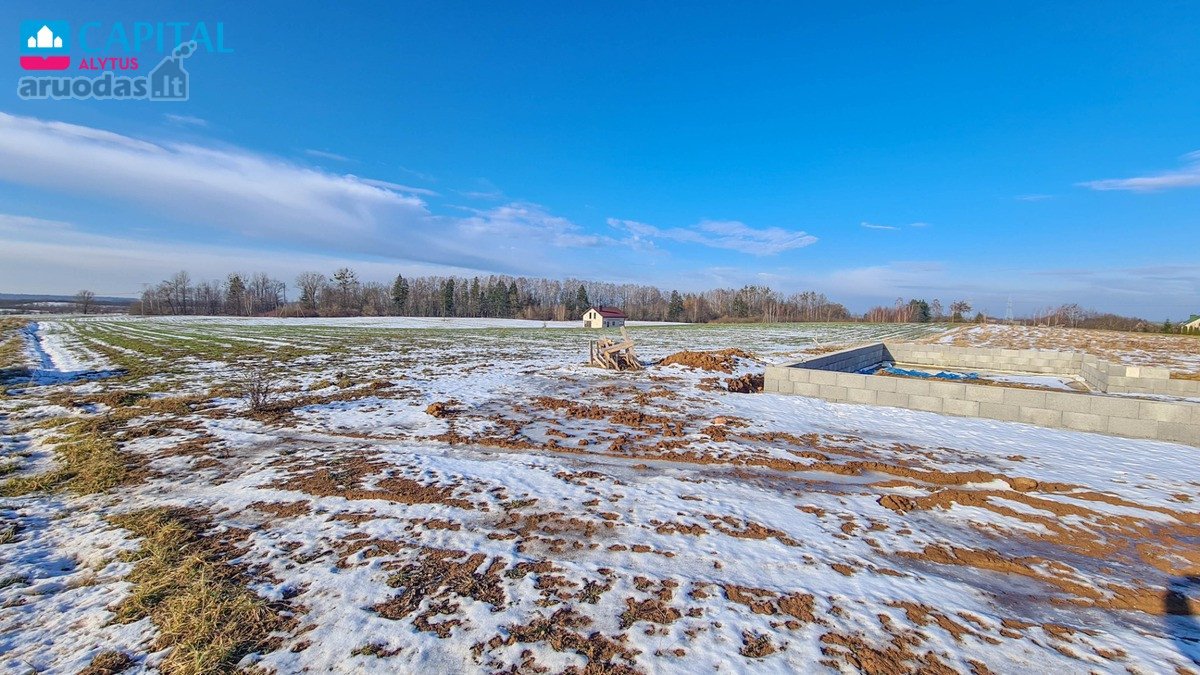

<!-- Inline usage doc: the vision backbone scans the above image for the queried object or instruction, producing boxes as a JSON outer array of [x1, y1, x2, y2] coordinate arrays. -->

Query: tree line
[[124, 268, 1157, 328]]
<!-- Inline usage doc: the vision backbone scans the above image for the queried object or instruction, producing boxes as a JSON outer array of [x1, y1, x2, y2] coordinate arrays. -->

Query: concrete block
[[835, 372, 867, 388], [791, 381, 821, 397], [1139, 401, 1194, 425], [1062, 411, 1106, 433], [1090, 396, 1142, 418], [964, 385, 1005, 403], [776, 380, 793, 395], [908, 395, 944, 413], [819, 385, 849, 401], [926, 382, 966, 400], [893, 379, 930, 396], [943, 398, 980, 417], [764, 377, 780, 393], [875, 391, 909, 408], [807, 370, 838, 386], [865, 376, 898, 393], [1045, 392, 1093, 414], [979, 402, 1020, 422], [1019, 406, 1063, 428], [1107, 376, 1129, 390], [1107, 416, 1156, 440], [1001, 388, 1047, 408], [787, 367, 811, 382], [1158, 423, 1200, 445], [846, 388, 877, 405], [764, 365, 788, 380]]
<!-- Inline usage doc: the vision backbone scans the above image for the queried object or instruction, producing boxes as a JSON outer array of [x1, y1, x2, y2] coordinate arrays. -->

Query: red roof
[[590, 306, 626, 318]]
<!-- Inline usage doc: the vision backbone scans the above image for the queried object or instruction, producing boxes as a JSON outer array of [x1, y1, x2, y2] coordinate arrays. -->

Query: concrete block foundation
[[764, 342, 1199, 446]]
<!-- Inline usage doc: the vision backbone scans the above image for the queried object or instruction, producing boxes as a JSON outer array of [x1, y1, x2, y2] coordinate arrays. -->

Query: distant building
[[582, 306, 626, 328], [1184, 315, 1200, 332]]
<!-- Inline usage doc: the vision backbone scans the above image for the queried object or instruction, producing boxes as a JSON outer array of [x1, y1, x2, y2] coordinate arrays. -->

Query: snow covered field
[[1, 317, 1198, 673]]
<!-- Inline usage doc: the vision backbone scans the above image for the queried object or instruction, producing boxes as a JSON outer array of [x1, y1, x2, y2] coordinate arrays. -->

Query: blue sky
[[0, 1, 1197, 318]]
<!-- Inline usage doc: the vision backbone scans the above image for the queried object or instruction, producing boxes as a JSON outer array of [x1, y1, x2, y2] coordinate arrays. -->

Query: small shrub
[[236, 362, 278, 412]]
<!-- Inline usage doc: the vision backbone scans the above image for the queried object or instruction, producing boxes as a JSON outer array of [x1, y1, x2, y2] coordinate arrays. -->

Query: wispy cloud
[[1079, 151, 1200, 192], [1015, 193, 1053, 202], [163, 113, 207, 127], [304, 148, 351, 162], [353, 176, 439, 197], [0, 212, 483, 295], [457, 178, 506, 201], [0, 112, 612, 276], [860, 221, 898, 231], [607, 218, 817, 255], [908, 221, 930, 228]]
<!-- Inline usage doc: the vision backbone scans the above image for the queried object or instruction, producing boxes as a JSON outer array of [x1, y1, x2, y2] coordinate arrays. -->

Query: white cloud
[[908, 222, 930, 228], [352, 176, 439, 197], [0, 213, 485, 296], [1015, 194, 1052, 202], [0, 112, 608, 276], [1079, 151, 1200, 192], [163, 113, 207, 127], [607, 218, 817, 255], [860, 221, 898, 231], [304, 148, 352, 162]]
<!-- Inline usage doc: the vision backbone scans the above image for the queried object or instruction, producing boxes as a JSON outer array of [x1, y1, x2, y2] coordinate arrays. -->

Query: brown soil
[[659, 349, 756, 373], [249, 500, 311, 518], [726, 373, 764, 393], [723, 585, 816, 622], [739, 631, 779, 658], [426, 401, 458, 418], [492, 607, 641, 674], [275, 456, 473, 509], [374, 547, 506, 621]]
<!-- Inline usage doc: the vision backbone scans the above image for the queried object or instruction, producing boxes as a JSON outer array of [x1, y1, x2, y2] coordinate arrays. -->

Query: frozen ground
[[1, 317, 1198, 674], [944, 324, 1200, 375]]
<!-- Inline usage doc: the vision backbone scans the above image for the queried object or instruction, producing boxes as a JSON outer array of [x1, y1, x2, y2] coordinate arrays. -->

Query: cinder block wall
[[762, 343, 1200, 446]]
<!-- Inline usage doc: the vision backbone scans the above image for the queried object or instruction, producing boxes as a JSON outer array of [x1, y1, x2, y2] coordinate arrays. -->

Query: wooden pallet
[[588, 327, 642, 370]]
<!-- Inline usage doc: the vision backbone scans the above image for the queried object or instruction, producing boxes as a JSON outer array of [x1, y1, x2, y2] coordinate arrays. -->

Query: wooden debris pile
[[588, 327, 643, 371]]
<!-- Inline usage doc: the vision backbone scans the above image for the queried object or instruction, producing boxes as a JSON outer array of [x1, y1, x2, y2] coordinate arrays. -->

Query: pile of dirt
[[426, 401, 458, 418], [726, 373, 764, 393], [659, 348, 755, 373]]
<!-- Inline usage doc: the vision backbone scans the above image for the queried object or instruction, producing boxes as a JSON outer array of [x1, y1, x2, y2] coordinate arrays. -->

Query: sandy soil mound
[[725, 373, 764, 393], [659, 348, 755, 373]]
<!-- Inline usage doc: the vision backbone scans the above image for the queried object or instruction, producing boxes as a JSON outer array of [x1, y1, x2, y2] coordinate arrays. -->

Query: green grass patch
[[110, 509, 289, 675]]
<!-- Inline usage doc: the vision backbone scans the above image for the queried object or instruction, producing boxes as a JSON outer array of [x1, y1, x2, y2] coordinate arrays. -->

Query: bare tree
[[949, 300, 972, 323], [74, 289, 96, 314], [295, 272, 325, 313]]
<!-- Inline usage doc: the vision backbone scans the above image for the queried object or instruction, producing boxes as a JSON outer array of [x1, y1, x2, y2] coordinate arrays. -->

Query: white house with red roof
[[582, 306, 626, 328]]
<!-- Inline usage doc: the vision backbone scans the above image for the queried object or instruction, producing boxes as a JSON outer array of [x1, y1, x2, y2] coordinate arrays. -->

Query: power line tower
[[1004, 296, 1014, 325]]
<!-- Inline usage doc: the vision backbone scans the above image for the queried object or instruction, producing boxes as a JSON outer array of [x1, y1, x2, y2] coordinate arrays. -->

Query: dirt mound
[[726, 373, 764, 393], [659, 348, 755, 373], [426, 401, 458, 418]]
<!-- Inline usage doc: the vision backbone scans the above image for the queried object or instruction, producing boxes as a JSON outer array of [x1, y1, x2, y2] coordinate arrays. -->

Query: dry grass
[[110, 508, 288, 675], [0, 419, 131, 497], [79, 650, 134, 675], [0, 317, 31, 384]]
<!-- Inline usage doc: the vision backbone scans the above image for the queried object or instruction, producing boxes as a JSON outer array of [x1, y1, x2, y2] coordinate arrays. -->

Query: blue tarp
[[868, 362, 980, 381]]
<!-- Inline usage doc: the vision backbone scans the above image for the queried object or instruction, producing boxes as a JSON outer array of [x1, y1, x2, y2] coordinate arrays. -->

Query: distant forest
[[112, 268, 1166, 329]]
